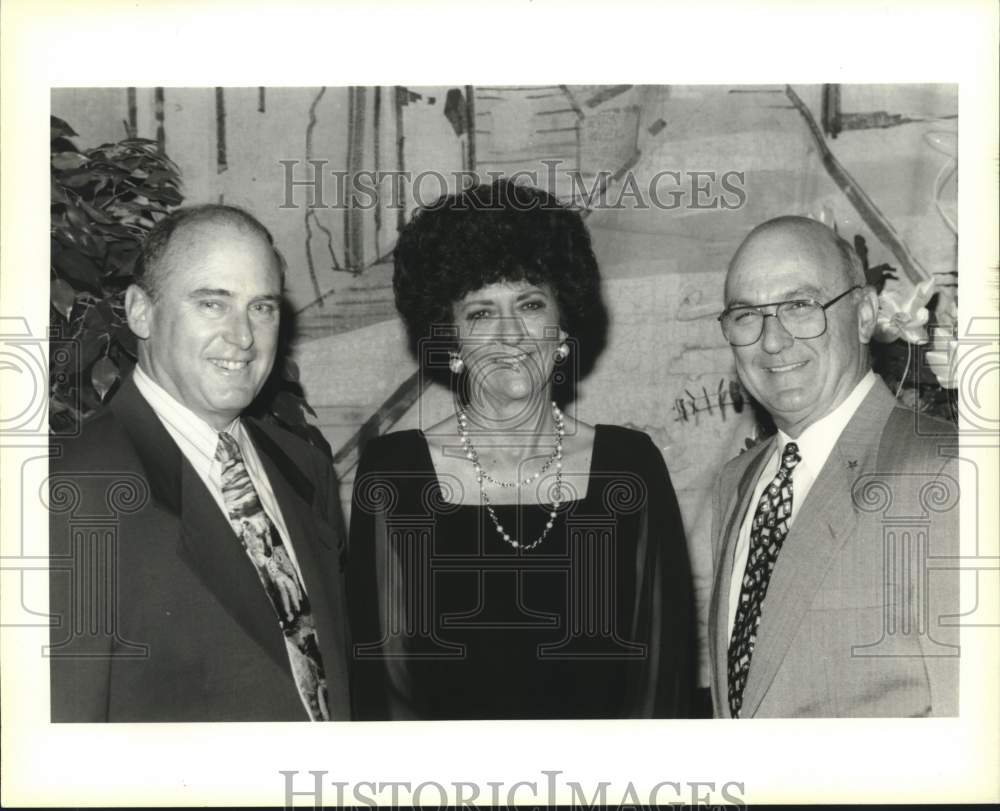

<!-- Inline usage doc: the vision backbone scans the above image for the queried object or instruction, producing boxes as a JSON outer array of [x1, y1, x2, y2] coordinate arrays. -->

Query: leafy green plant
[[50, 116, 332, 457], [50, 115, 184, 432]]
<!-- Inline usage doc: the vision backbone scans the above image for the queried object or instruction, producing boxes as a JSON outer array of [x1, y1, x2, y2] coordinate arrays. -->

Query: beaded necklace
[[456, 402, 564, 550]]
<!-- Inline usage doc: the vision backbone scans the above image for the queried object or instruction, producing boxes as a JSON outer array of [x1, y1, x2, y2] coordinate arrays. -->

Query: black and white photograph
[[2, 1, 997, 808]]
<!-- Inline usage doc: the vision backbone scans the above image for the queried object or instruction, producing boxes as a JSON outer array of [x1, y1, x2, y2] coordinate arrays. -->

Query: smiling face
[[452, 279, 567, 410], [724, 220, 877, 437], [126, 222, 283, 430]]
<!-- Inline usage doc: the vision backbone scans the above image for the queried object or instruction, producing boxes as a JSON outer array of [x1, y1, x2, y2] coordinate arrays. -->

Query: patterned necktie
[[727, 440, 801, 718], [215, 431, 330, 721]]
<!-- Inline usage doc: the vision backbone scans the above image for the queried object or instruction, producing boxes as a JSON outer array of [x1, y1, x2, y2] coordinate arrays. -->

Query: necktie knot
[[780, 441, 801, 474], [216, 430, 242, 463]]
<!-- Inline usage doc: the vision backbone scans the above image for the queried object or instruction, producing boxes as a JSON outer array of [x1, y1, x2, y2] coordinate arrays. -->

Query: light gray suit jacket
[[708, 380, 959, 717]]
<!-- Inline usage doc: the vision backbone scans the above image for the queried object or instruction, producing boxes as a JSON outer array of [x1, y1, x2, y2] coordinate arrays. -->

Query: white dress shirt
[[133, 365, 305, 580], [726, 371, 878, 638]]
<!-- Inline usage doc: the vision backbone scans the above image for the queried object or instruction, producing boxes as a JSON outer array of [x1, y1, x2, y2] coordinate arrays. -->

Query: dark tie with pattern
[[215, 431, 330, 721], [727, 440, 801, 718]]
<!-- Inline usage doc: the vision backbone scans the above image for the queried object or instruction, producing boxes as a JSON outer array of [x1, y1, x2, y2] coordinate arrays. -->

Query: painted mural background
[[52, 83, 959, 683]]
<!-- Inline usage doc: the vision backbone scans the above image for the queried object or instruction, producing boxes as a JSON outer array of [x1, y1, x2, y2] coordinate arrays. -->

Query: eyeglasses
[[718, 285, 862, 347]]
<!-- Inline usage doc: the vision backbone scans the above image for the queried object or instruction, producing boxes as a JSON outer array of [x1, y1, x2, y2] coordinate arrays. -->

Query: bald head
[[722, 215, 879, 437], [727, 216, 865, 300], [135, 204, 285, 300]]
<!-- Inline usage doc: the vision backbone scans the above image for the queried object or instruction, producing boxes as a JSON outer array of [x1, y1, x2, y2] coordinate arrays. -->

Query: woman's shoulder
[[357, 428, 429, 471], [593, 423, 659, 452], [591, 423, 668, 477]]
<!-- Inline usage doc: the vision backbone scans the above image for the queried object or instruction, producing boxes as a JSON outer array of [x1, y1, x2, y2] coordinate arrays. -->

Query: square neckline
[[416, 424, 607, 507]]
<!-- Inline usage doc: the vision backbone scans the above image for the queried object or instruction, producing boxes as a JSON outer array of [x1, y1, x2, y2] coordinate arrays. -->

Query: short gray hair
[[134, 204, 286, 299]]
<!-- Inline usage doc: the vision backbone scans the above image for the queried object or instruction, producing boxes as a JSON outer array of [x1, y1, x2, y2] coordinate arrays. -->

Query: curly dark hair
[[393, 180, 608, 398]]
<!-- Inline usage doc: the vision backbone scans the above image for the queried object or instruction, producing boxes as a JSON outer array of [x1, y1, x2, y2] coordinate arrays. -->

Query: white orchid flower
[[873, 278, 936, 345]]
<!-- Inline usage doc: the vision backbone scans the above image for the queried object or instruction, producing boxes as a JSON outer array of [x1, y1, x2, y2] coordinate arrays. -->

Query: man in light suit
[[49, 205, 351, 721], [708, 216, 959, 718]]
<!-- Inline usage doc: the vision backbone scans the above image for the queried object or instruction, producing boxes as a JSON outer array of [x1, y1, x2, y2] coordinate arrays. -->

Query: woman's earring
[[449, 353, 465, 374], [554, 342, 570, 362]]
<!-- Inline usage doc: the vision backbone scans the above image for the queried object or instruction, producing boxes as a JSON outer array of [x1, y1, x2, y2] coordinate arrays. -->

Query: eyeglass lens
[[724, 301, 826, 345]]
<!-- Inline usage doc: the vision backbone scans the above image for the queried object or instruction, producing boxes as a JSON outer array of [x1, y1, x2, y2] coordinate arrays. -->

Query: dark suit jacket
[[708, 380, 960, 717], [49, 376, 351, 721]]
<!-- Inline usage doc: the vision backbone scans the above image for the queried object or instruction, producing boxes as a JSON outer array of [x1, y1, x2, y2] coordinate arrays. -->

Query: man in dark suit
[[49, 204, 351, 721], [708, 216, 959, 717]]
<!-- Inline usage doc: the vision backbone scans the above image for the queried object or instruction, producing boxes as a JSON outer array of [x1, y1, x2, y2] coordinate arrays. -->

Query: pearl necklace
[[457, 402, 564, 550]]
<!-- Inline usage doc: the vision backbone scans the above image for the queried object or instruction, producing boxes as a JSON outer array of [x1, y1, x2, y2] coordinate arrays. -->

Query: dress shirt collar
[[132, 365, 240, 467]]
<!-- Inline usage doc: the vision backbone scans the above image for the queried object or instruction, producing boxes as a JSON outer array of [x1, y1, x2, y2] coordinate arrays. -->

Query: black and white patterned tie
[[727, 440, 801, 718], [216, 431, 330, 721]]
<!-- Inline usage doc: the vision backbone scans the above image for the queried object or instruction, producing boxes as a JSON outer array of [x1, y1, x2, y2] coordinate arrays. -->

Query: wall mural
[[50, 83, 959, 684]]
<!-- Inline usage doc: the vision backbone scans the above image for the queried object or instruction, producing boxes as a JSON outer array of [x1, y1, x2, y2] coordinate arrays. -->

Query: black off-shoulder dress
[[346, 424, 695, 720]]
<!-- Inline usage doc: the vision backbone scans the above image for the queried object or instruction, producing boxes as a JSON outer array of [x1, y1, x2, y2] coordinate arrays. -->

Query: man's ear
[[125, 284, 153, 340], [857, 285, 880, 344]]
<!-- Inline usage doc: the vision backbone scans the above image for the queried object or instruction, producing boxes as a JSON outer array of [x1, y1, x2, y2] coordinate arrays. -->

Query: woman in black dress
[[347, 180, 694, 719]]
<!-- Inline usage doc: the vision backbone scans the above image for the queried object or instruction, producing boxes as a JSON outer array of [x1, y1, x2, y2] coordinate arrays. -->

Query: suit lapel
[[709, 438, 775, 717], [176, 465, 292, 672], [111, 375, 295, 675], [111, 376, 182, 514], [738, 453, 857, 715], [740, 382, 898, 716]]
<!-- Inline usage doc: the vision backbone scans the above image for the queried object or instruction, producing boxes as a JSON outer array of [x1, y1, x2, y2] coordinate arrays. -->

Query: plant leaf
[[77, 199, 116, 225], [63, 201, 94, 230], [52, 152, 88, 171], [159, 186, 184, 207], [79, 384, 103, 413], [113, 324, 139, 359], [104, 243, 139, 278], [53, 248, 102, 291], [50, 177, 70, 204], [59, 169, 102, 189], [91, 356, 120, 401], [269, 390, 304, 425], [94, 221, 139, 240], [51, 278, 77, 320], [51, 116, 78, 139]]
